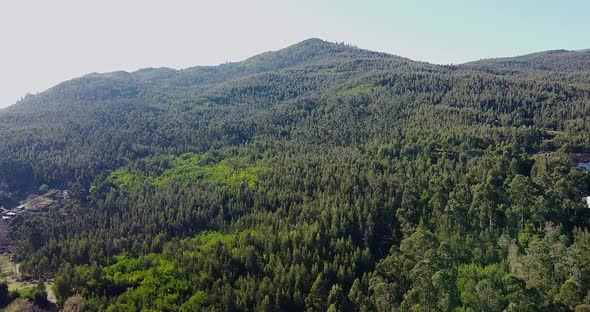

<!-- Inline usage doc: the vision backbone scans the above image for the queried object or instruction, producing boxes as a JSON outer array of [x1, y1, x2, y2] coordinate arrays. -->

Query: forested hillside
[[462, 49, 590, 73], [0, 38, 589, 311]]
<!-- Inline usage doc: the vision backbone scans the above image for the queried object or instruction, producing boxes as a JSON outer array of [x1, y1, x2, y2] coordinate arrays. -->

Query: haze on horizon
[[1, 0, 588, 108]]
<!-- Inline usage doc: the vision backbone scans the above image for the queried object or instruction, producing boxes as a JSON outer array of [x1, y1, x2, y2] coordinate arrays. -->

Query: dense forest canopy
[[0, 38, 589, 311], [462, 49, 590, 73]]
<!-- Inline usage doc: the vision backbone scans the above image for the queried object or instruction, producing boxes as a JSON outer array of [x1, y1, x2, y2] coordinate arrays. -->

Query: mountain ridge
[[2, 38, 418, 112], [461, 48, 590, 72], [82, 38, 401, 87], [4, 39, 589, 111]]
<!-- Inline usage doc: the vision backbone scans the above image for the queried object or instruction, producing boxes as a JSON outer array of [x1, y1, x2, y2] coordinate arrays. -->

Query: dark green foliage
[[463, 49, 590, 73], [0, 39, 589, 311], [0, 280, 9, 306]]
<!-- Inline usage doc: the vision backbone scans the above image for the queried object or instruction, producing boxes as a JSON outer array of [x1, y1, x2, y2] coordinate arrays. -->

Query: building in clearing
[[578, 162, 590, 171], [586, 196, 590, 209]]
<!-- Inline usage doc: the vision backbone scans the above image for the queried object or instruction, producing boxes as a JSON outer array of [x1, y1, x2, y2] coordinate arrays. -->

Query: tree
[[0, 280, 9, 307], [305, 274, 327, 312], [327, 284, 344, 311], [507, 175, 537, 231]]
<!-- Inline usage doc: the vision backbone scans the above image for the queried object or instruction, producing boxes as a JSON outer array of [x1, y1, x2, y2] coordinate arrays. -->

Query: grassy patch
[[107, 153, 264, 189], [191, 231, 236, 250], [0, 255, 35, 291]]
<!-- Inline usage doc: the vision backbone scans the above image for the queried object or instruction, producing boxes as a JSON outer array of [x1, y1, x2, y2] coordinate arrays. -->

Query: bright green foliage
[[76, 253, 190, 311], [179, 291, 207, 311], [190, 231, 236, 250], [107, 153, 264, 189], [456, 263, 508, 311]]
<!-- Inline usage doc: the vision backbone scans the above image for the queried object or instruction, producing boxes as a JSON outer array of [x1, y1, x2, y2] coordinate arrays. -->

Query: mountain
[[2, 39, 414, 112], [0, 39, 589, 311], [461, 48, 590, 72], [96, 38, 395, 87]]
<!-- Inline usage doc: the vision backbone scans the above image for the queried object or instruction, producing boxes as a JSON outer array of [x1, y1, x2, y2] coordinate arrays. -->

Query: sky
[[0, 0, 588, 108]]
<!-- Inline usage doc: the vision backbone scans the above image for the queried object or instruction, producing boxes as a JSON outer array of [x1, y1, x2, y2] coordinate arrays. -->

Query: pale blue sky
[[0, 0, 588, 107]]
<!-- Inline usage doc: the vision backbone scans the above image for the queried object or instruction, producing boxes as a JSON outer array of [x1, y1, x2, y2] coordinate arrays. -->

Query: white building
[[586, 196, 590, 209], [577, 162, 590, 171]]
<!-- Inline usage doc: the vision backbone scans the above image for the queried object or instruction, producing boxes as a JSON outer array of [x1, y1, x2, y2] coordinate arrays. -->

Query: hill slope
[[0, 39, 589, 311], [461, 49, 590, 72]]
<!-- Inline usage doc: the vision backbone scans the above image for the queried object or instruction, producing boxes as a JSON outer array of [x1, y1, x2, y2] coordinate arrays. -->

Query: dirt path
[[46, 285, 57, 303]]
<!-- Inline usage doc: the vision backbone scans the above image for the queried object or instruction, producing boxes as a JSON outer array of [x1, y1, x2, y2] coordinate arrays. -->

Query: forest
[[0, 38, 589, 311]]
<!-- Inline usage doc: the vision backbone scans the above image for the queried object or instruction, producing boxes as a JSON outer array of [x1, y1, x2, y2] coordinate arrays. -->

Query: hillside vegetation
[[0, 39, 589, 311]]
